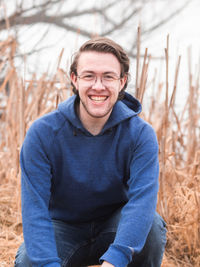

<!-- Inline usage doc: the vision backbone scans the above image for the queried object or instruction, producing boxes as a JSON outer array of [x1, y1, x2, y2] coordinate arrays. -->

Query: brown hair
[[70, 37, 130, 100]]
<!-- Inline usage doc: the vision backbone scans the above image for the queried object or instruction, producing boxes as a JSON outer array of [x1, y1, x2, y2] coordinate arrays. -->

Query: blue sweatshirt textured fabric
[[20, 92, 159, 267]]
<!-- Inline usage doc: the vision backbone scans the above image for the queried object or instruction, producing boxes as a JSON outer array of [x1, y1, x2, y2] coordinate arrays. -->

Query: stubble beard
[[79, 97, 115, 119]]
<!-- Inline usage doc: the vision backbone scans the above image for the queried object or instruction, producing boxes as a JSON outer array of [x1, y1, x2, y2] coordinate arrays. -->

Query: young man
[[15, 37, 166, 267]]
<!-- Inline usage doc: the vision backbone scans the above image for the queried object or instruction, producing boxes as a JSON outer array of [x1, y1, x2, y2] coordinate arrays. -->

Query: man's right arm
[[20, 121, 61, 267]]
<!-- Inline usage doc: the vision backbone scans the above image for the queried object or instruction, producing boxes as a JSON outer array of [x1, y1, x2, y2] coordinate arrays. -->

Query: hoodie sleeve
[[100, 123, 159, 267], [20, 121, 61, 267]]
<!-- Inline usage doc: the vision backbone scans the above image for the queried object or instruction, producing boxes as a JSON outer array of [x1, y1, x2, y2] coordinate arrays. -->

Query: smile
[[89, 96, 108, 102]]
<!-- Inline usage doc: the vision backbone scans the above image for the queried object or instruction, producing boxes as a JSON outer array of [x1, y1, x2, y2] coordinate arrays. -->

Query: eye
[[103, 74, 115, 81], [82, 74, 95, 81]]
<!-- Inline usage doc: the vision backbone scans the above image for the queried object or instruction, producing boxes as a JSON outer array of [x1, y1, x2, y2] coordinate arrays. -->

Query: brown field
[[0, 35, 199, 266]]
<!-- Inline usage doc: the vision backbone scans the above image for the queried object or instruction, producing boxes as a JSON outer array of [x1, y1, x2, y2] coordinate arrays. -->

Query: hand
[[101, 261, 115, 267]]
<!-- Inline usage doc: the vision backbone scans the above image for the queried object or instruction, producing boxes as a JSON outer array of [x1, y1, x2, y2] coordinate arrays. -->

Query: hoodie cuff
[[100, 244, 133, 267]]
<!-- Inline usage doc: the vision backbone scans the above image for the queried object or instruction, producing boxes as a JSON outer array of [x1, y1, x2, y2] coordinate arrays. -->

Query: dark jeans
[[14, 210, 167, 267]]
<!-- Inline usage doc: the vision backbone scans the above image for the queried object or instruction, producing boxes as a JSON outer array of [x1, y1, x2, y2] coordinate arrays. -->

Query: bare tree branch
[[142, 0, 190, 37], [0, 0, 190, 60], [0, 1, 130, 37], [102, 6, 143, 36], [64, 0, 118, 18], [127, 0, 191, 57]]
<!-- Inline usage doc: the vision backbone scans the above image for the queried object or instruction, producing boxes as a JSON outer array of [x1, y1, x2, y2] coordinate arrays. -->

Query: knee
[[129, 213, 167, 267], [14, 243, 32, 267], [146, 212, 167, 252]]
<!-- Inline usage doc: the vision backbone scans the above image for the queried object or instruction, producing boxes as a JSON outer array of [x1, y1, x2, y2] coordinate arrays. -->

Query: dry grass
[[0, 34, 199, 266]]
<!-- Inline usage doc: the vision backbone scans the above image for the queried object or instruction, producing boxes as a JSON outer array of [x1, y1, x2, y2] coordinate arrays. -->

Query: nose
[[92, 76, 105, 89]]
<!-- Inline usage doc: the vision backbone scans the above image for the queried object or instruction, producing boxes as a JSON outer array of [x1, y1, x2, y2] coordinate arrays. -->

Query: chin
[[89, 108, 112, 118], [87, 109, 109, 118]]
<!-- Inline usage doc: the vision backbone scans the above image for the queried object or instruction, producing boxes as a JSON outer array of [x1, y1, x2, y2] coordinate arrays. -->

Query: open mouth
[[89, 96, 108, 102]]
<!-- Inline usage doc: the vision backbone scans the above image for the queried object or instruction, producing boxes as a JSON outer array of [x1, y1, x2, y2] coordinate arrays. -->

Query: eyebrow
[[80, 71, 119, 75]]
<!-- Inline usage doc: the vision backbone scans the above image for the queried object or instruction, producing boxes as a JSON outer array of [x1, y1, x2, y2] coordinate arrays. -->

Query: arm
[[100, 123, 159, 267], [20, 121, 61, 267]]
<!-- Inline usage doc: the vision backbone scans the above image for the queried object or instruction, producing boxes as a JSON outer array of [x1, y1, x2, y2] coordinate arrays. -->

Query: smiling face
[[71, 51, 127, 125]]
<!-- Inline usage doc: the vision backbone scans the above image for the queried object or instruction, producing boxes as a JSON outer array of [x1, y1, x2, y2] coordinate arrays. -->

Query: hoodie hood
[[58, 92, 142, 135]]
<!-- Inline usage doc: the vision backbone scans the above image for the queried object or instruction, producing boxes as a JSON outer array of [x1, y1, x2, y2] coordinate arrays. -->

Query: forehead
[[77, 51, 121, 74]]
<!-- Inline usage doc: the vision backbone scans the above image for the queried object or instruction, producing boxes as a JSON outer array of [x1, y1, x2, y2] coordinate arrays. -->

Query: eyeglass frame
[[76, 72, 122, 87]]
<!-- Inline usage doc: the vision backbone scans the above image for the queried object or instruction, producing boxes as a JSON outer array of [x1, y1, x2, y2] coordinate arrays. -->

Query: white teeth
[[90, 96, 107, 101]]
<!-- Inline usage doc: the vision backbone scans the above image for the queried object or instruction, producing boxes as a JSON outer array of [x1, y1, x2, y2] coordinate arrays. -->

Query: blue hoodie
[[20, 92, 159, 267]]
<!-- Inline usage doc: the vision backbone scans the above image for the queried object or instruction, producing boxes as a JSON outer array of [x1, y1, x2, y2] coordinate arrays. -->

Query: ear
[[119, 75, 127, 91], [70, 72, 78, 90]]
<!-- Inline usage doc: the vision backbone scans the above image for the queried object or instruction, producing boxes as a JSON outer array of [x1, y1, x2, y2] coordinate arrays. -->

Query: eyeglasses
[[77, 73, 121, 87]]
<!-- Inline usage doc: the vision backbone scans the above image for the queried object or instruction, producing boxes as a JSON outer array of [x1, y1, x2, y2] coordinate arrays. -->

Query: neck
[[76, 103, 111, 136]]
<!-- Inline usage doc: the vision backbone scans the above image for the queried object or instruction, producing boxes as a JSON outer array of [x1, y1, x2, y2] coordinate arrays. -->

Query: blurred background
[[0, 0, 200, 266], [1, 0, 200, 107]]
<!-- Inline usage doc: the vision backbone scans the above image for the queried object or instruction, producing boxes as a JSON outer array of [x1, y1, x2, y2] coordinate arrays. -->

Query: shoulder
[[126, 115, 156, 137], [28, 110, 66, 135], [124, 116, 158, 150], [24, 109, 67, 146]]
